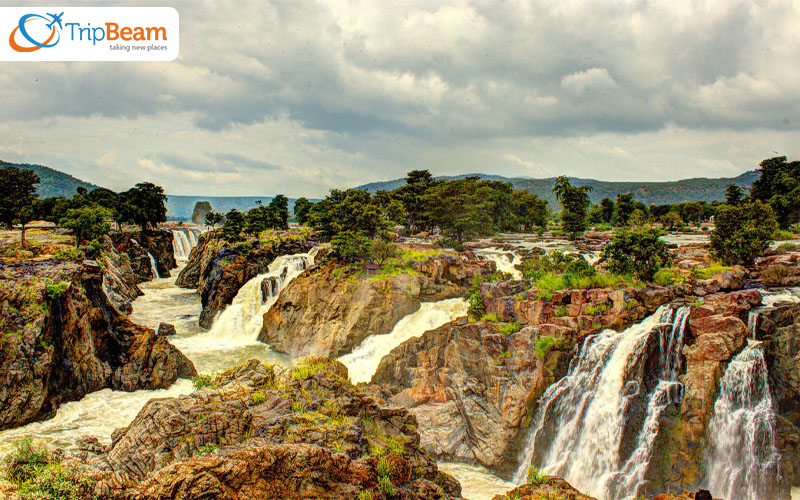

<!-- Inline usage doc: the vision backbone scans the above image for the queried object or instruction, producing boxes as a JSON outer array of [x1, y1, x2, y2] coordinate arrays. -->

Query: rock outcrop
[[259, 251, 493, 358], [0, 259, 196, 431], [10, 358, 465, 500], [175, 234, 316, 328], [371, 283, 681, 472], [99, 235, 142, 314], [493, 477, 597, 500], [109, 230, 177, 282]]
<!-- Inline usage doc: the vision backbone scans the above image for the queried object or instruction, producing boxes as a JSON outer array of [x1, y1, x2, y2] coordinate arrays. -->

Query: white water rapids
[[339, 298, 467, 383], [513, 305, 689, 500], [473, 247, 523, 279], [171, 228, 201, 264]]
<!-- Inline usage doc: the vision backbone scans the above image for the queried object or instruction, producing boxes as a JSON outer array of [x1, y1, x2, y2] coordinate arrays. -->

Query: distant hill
[[355, 171, 761, 206], [1, 160, 99, 198]]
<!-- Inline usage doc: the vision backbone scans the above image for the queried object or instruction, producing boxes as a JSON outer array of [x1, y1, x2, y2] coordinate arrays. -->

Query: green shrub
[[773, 228, 797, 240], [626, 299, 639, 310], [44, 281, 69, 300], [291, 358, 331, 380], [4, 439, 92, 499], [534, 336, 557, 360], [710, 201, 777, 266], [694, 262, 733, 279], [251, 391, 266, 404], [584, 303, 610, 315], [464, 274, 486, 319], [378, 475, 397, 497], [358, 491, 374, 500], [554, 305, 567, 317], [376, 456, 394, 478], [653, 269, 678, 286], [191, 373, 218, 391], [499, 321, 521, 335], [762, 265, 790, 286], [481, 313, 500, 322], [499, 350, 512, 359], [777, 242, 798, 251], [599, 227, 669, 282], [526, 466, 549, 485], [196, 443, 218, 455]]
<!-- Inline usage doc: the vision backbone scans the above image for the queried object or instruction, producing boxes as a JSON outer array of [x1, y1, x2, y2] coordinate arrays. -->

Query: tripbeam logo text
[[1, 7, 178, 61]]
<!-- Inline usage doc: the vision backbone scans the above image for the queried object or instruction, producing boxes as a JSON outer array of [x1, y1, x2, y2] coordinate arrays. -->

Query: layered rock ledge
[[0, 259, 196, 431]]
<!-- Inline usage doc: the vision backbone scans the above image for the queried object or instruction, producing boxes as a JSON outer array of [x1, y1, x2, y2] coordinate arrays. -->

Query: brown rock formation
[[259, 251, 493, 358], [0, 259, 196, 431], [57, 358, 464, 500], [110, 230, 177, 281]]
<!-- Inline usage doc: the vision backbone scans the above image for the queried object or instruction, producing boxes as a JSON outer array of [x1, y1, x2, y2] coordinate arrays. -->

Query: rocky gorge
[[3, 225, 800, 500]]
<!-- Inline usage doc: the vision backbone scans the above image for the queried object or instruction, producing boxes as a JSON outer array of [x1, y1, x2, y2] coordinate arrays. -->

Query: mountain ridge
[[354, 170, 760, 206]]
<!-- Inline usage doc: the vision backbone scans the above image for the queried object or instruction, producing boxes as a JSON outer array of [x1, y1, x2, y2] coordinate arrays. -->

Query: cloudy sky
[[1, 0, 799, 198]]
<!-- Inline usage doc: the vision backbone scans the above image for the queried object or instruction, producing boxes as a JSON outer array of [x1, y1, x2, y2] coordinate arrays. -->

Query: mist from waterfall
[[513, 305, 690, 500], [705, 343, 781, 500]]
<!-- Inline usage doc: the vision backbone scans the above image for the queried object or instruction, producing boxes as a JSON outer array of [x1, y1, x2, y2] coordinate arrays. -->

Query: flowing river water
[[0, 239, 512, 499]]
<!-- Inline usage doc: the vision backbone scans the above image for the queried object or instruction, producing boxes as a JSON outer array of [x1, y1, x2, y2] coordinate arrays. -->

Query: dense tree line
[[204, 195, 291, 242], [0, 166, 169, 247], [296, 170, 549, 259]]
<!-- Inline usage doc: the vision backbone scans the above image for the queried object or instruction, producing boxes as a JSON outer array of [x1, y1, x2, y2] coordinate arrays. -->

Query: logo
[[9, 12, 64, 52], [1, 7, 179, 61]]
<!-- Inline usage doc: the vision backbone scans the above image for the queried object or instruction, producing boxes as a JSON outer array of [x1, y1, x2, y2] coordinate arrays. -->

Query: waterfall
[[704, 344, 781, 500], [200, 250, 316, 348], [172, 229, 201, 263], [474, 247, 523, 279], [146, 251, 160, 279], [339, 298, 468, 383], [513, 305, 690, 500]]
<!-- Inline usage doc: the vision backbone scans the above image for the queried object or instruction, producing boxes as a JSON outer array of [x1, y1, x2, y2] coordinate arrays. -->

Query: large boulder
[[0, 259, 196, 431], [259, 251, 493, 358]]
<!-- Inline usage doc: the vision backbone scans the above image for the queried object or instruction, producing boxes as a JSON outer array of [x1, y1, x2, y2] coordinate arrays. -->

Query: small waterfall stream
[[339, 297, 467, 383], [513, 305, 690, 500], [704, 343, 781, 500], [474, 247, 523, 279], [172, 228, 201, 263]]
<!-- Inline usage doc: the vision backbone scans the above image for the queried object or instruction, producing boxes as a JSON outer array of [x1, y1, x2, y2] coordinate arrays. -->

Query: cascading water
[[474, 248, 523, 279], [199, 250, 316, 348], [339, 298, 468, 383], [172, 229, 202, 263], [704, 344, 781, 500], [146, 251, 160, 279], [513, 305, 690, 500]]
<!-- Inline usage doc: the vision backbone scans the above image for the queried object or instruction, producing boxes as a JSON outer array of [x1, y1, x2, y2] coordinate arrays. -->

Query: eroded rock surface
[[259, 251, 493, 358], [0, 259, 196, 431]]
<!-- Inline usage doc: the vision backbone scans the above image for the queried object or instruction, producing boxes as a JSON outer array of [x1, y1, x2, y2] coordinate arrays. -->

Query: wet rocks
[[157, 322, 176, 336], [69, 358, 463, 500], [0, 260, 196, 431], [259, 251, 493, 358], [110, 230, 177, 282], [493, 477, 597, 500]]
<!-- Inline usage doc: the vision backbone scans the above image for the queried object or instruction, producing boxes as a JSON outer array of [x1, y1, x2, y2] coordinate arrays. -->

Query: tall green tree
[[724, 184, 744, 206], [599, 197, 615, 223], [424, 177, 492, 243], [294, 197, 313, 225], [0, 167, 40, 246], [222, 209, 246, 242], [710, 200, 777, 265], [396, 170, 438, 233], [268, 195, 289, 230], [119, 182, 167, 231], [191, 201, 213, 225], [599, 227, 669, 281], [60, 205, 112, 247], [613, 193, 636, 227], [513, 190, 548, 231], [750, 156, 800, 229], [552, 176, 592, 240]]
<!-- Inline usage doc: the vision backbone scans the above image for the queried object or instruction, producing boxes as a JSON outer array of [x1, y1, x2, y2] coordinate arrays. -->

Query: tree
[[750, 156, 800, 229], [513, 190, 548, 231], [424, 177, 492, 242], [552, 176, 592, 240], [119, 182, 167, 231], [370, 239, 399, 266], [613, 193, 636, 227], [396, 170, 438, 233], [192, 201, 213, 225], [221, 209, 246, 242], [629, 208, 646, 227], [709, 200, 777, 266], [268, 195, 290, 230], [0, 166, 40, 246], [599, 197, 615, 223], [599, 227, 670, 282], [724, 184, 744, 206], [60, 204, 112, 246], [309, 189, 391, 241], [330, 230, 373, 262], [661, 211, 683, 231], [294, 197, 313, 225], [204, 210, 224, 231]]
